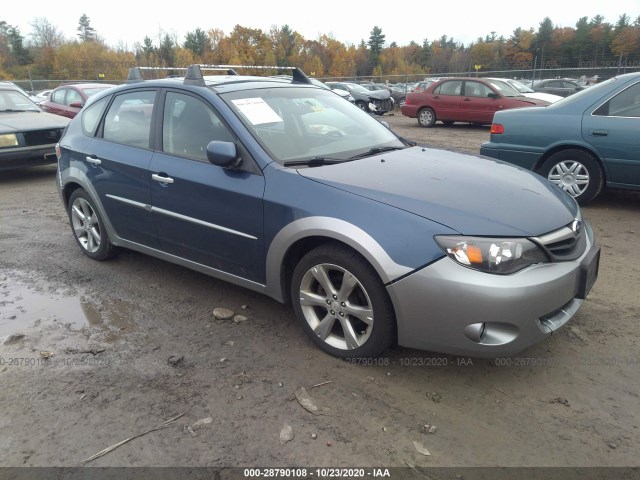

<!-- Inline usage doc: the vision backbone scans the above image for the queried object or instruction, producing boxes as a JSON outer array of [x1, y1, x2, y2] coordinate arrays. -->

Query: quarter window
[[81, 96, 110, 136]]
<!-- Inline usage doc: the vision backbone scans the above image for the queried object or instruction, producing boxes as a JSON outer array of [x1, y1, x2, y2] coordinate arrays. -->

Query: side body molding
[[264, 216, 414, 302]]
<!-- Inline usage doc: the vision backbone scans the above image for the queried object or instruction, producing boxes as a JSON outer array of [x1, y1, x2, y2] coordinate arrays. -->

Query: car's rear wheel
[[68, 189, 118, 260], [539, 149, 603, 205], [291, 244, 396, 359], [417, 107, 436, 127]]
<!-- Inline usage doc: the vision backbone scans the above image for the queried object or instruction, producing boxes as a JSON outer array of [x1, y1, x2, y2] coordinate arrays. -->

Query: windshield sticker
[[232, 98, 283, 125]]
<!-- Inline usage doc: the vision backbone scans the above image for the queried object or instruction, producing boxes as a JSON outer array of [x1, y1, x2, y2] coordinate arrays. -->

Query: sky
[[5, 0, 640, 50]]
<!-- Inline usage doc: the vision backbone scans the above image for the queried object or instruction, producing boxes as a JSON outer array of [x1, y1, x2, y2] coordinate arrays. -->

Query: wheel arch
[[534, 143, 607, 182], [264, 217, 413, 304]]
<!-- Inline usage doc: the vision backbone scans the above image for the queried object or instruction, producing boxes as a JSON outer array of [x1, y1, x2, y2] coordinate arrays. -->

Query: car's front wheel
[[68, 189, 118, 260], [417, 107, 436, 127], [356, 101, 368, 112], [291, 244, 396, 359], [539, 149, 603, 205]]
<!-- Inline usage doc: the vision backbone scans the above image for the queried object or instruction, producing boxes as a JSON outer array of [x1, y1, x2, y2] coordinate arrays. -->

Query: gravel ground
[[0, 116, 639, 469]]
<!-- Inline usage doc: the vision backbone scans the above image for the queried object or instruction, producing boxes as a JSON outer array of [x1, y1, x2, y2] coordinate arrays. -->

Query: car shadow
[[0, 165, 57, 184]]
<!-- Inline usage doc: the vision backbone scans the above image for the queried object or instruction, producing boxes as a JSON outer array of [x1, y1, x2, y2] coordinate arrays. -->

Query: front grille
[[532, 220, 586, 261], [372, 98, 393, 112], [23, 128, 64, 147]]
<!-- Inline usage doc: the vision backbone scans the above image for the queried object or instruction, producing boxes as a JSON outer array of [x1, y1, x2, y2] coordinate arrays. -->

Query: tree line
[[1, 13, 639, 83]]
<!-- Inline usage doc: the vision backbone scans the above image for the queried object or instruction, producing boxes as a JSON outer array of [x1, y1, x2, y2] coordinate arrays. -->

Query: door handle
[[433, 95, 440, 99], [463, 98, 472, 101], [152, 173, 174, 184], [85, 156, 101, 165], [591, 130, 609, 136]]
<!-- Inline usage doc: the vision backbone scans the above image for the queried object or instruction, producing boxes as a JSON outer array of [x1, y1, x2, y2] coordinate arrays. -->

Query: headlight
[[0, 133, 19, 147], [434, 236, 549, 274]]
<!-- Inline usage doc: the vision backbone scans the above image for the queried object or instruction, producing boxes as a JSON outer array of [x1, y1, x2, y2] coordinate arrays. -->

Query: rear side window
[[52, 88, 66, 104], [593, 82, 640, 118], [434, 81, 462, 96], [103, 90, 156, 149]]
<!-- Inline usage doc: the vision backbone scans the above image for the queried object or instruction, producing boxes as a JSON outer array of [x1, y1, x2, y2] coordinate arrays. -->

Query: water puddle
[[0, 272, 134, 341]]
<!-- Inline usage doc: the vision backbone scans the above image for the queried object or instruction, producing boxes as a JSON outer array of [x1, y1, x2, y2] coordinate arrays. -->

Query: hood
[[365, 89, 391, 100], [296, 146, 577, 236], [510, 96, 549, 107], [0, 111, 70, 132]]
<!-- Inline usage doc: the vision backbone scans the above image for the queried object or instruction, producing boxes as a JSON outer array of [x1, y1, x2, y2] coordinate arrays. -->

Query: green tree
[[159, 33, 176, 67], [77, 14, 96, 42], [184, 28, 210, 57], [367, 26, 385, 66]]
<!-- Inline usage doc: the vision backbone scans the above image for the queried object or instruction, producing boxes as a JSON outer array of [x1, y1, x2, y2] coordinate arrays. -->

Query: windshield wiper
[[348, 146, 404, 160], [283, 157, 347, 167]]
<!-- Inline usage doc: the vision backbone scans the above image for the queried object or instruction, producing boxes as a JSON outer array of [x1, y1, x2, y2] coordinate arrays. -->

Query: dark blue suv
[[56, 65, 600, 359]]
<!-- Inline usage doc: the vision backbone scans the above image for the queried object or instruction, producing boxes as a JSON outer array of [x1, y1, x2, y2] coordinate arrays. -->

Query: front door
[[149, 91, 266, 282]]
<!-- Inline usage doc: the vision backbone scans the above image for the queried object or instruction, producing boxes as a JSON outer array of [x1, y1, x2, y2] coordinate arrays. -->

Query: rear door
[[583, 81, 640, 187], [82, 89, 158, 247], [149, 90, 266, 282], [430, 80, 463, 121]]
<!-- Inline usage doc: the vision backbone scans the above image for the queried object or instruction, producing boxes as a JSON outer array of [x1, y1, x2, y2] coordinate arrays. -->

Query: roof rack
[[126, 64, 312, 87]]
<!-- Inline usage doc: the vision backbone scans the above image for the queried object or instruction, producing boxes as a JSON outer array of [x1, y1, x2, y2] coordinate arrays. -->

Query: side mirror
[[207, 140, 240, 167], [487, 92, 499, 99], [70, 101, 84, 108]]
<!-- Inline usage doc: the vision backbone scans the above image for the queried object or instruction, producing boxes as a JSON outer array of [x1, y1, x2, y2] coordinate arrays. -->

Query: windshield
[[506, 79, 535, 93], [487, 80, 523, 97], [0, 89, 40, 111], [223, 86, 403, 165]]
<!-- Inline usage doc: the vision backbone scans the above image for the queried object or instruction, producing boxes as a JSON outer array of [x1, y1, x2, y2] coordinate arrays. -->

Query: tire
[[356, 101, 368, 112], [538, 149, 604, 205], [68, 189, 118, 260], [417, 107, 436, 127], [291, 243, 396, 359]]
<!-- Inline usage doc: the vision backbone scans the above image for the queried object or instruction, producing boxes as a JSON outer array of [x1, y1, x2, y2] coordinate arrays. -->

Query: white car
[[488, 78, 563, 104]]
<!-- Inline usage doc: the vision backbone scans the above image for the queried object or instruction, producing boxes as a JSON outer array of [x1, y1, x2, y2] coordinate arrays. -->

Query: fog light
[[464, 322, 486, 342]]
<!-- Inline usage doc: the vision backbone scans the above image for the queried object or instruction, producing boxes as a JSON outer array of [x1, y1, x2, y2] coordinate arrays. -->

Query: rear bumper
[[0, 145, 58, 171], [479, 143, 541, 170], [387, 222, 597, 357]]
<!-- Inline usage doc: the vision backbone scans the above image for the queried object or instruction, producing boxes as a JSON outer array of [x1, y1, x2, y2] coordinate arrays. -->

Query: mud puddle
[[0, 271, 134, 341]]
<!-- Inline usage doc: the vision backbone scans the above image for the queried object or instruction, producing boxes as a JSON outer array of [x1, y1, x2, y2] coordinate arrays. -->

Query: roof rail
[[208, 65, 312, 84], [126, 64, 312, 86]]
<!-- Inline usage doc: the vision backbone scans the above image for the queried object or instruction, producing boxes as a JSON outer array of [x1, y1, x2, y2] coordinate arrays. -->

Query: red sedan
[[401, 77, 549, 127], [40, 83, 116, 119]]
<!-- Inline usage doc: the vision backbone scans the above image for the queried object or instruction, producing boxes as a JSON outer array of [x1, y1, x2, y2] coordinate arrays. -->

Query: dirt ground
[[1, 115, 639, 470]]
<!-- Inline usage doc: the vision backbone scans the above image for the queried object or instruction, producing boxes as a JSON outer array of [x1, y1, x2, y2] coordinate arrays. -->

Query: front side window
[[162, 92, 234, 162], [67, 89, 82, 106], [465, 82, 492, 98], [103, 90, 155, 148]]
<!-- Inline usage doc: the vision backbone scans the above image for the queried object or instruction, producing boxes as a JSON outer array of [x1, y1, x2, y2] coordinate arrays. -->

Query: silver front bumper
[[387, 225, 597, 357]]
